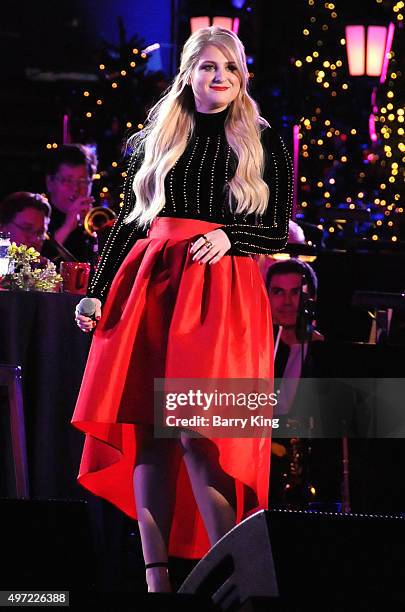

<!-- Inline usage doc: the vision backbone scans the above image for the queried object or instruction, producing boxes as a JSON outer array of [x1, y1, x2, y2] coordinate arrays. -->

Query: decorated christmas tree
[[292, 0, 404, 246]]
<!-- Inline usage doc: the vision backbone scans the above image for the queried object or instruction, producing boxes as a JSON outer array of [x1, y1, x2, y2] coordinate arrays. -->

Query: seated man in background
[[265, 259, 341, 509], [266, 258, 324, 381], [0, 192, 50, 252], [43, 144, 98, 263]]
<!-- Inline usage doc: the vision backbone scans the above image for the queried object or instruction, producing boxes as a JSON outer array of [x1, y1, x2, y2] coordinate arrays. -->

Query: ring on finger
[[204, 240, 213, 250]]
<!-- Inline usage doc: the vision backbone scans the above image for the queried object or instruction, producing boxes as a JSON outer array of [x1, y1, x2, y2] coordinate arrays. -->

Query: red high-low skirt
[[71, 217, 273, 559]]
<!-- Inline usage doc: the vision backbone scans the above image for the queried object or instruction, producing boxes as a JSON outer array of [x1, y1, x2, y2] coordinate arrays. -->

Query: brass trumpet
[[83, 205, 116, 236]]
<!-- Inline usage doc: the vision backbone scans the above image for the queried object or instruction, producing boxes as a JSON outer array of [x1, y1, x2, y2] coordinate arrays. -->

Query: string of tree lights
[[373, 0, 405, 243], [292, 0, 404, 245]]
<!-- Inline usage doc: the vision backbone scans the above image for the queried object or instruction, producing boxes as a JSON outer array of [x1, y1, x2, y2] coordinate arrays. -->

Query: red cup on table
[[60, 262, 90, 294]]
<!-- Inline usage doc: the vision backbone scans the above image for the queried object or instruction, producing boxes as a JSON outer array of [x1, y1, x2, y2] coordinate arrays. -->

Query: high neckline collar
[[194, 107, 229, 136]]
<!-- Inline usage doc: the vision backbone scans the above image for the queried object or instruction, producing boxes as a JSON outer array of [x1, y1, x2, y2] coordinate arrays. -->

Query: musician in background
[[43, 144, 98, 263], [266, 258, 323, 382], [265, 259, 333, 507], [0, 191, 50, 253]]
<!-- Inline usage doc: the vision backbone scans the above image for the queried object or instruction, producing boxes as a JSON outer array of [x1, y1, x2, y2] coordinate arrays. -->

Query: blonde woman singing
[[72, 26, 293, 592]]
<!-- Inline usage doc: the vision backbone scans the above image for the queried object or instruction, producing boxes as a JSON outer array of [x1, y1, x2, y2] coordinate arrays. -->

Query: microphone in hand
[[75, 297, 102, 332], [77, 297, 97, 319]]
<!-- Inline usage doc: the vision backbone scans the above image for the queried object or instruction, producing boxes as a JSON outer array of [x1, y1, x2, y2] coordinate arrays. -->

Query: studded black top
[[88, 108, 293, 302]]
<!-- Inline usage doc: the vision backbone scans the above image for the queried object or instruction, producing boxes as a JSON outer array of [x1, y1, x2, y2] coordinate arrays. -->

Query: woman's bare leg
[[181, 433, 236, 545], [133, 426, 182, 592]]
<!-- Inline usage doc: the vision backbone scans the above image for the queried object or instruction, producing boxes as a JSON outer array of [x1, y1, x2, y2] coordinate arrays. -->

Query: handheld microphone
[[76, 297, 97, 319]]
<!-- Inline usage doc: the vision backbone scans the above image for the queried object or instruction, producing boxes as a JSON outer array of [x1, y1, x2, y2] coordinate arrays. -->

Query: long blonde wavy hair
[[125, 26, 269, 227]]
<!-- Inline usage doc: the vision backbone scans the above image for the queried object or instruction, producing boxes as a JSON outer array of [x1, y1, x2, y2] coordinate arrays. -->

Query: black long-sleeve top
[[88, 108, 293, 302]]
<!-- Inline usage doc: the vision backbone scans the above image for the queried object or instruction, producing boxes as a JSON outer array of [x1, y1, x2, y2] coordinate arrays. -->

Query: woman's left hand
[[189, 229, 231, 265]]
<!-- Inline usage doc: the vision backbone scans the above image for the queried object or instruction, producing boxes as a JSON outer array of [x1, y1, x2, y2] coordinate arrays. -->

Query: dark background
[[2, 0, 401, 193]]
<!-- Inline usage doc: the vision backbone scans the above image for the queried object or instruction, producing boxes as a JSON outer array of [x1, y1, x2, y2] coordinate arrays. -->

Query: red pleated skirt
[[71, 217, 273, 559]]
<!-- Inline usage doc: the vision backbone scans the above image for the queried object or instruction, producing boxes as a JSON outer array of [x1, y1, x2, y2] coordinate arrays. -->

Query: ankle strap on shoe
[[145, 562, 169, 569]]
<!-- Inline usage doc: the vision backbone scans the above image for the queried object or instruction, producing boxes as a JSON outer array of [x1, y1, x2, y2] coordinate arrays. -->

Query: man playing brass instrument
[[43, 144, 98, 263]]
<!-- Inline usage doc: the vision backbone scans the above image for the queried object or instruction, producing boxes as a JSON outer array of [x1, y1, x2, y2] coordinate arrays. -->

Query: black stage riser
[[179, 509, 405, 608], [2, 500, 405, 608]]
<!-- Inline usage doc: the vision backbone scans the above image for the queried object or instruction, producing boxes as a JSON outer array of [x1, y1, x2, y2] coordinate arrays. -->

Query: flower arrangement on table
[[0, 243, 62, 292]]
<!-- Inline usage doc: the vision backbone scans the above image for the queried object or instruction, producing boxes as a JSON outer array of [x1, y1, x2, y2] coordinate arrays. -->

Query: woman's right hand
[[75, 298, 102, 333]]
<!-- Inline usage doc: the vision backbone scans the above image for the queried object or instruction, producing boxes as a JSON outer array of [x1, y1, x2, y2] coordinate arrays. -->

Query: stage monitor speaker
[[178, 510, 279, 610], [178, 509, 405, 609]]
